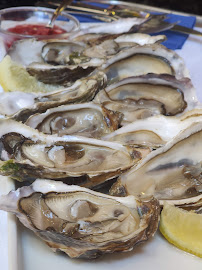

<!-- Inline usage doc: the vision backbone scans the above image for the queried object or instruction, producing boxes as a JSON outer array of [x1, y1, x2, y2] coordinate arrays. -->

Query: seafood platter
[[0, 2, 201, 270]]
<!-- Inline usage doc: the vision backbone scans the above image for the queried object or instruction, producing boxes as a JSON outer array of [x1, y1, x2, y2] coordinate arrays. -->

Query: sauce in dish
[[7, 24, 67, 36]]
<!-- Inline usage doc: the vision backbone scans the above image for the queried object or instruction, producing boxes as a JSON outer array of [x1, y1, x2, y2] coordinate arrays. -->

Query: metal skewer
[[47, 0, 74, 28]]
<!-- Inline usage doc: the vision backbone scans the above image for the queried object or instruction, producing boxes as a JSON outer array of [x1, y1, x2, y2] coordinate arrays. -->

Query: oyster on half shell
[[94, 74, 197, 125], [73, 33, 166, 49], [0, 119, 135, 187], [103, 109, 202, 149], [0, 72, 106, 119], [8, 39, 104, 85], [101, 44, 189, 84], [0, 179, 160, 259], [24, 103, 121, 138], [110, 121, 202, 206], [75, 17, 148, 36], [7, 32, 166, 85]]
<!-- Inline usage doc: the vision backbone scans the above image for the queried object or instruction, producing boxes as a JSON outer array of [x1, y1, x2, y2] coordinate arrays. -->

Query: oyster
[[73, 33, 166, 48], [75, 17, 148, 36], [114, 33, 166, 46], [103, 109, 202, 148], [101, 44, 189, 83], [41, 42, 86, 65], [24, 103, 121, 138], [28, 34, 166, 76], [94, 74, 197, 125], [0, 72, 106, 119], [7, 32, 166, 85], [110, 121, 202, 206], [0, 179, 160, 259], [7, 38, 113, 86], [0, 119, 135, 186], [8, 39, 104, 85]]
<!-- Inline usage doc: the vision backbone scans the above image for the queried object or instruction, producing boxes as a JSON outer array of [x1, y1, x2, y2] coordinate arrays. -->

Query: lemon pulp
[[0, 55, 61, 93], [160, 203, 202, 258]]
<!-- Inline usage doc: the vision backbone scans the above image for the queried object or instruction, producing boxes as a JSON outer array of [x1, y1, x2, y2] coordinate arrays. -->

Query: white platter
[[0, 25, 202, 270]]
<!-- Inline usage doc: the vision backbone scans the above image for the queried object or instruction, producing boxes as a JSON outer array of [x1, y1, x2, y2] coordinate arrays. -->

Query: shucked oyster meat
[[94, 74, 197, 125], [73, 33, 166, 52], [0, 119, 135, 186], [8, 39, 103, 85], [101, 44, 189, 84], [7, 32, 166, 85], [103, 109, 202, 149], [74, 17, 148, 36], [24, 103, 121, 138], [0, 179, 160, 259], [9, 32, 165, 68], [111, 121, 202, 206]]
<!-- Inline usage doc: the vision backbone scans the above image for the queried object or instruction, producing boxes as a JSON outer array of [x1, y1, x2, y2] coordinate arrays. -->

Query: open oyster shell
[[101, 44, 189, 84], [8, 39, 103, 85], [94, 74, 197, 125], [0, 179, 160, 259], [103, 109, 202, 149], [0, 72, 106, 119], [7, 32, 166, 85], [24, 103, 121, 138], [0, 119, 135, 186], [110, 121, 202, 206], [73, 33, 166, 48], [76, 17, 148, 36]]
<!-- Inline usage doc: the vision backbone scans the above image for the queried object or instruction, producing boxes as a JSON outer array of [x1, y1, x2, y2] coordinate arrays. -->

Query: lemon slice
[[0, 55, 60, 93], [160, 203, 202, 258]]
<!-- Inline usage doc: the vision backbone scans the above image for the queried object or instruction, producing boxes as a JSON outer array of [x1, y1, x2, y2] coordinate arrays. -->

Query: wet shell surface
[[101, 44, 189, 84], [0, 119, 136, 187], [0, 179, 160, 259], [0, 72, 107, 118], [110, 121, 202, 207], [24, 103, 122, 139], [7, 33, 166, 85], [94, 74, 197, 125], [103, 109, 202, 148]]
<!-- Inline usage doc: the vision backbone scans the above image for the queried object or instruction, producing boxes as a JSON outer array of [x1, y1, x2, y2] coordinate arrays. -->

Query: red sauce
[[7, 24, 67, 36]]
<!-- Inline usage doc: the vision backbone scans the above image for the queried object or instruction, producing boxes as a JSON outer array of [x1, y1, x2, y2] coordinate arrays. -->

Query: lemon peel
[[160, 203, 202, 258], [0, 55, 61, 93]]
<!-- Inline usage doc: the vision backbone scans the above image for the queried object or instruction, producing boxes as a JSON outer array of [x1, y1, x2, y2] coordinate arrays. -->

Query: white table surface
[[0, 27, 202, 270]]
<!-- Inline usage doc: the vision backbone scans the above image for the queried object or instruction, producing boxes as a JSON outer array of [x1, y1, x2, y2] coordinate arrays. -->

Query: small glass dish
[[0, 6, 80, 49]]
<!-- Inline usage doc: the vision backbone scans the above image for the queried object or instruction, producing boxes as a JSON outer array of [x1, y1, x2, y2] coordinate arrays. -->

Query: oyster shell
[[103, 109, 202, 148], [26, 63, 96, 85], [114, 33, 166, 46], [74, 17, 148, 36], [94, 74, 197, 125], [101, 44, 189, 83], [24, 103, 121, 138], [0, 119, 135, 186], [8, 39, 104, 85], [110, 121, 202, 206], [7, 32, 166, 85], [0, 72, 106, 119], [0, 179, 160, 259], [73, 33, 166, 48], [29, 34, 166, 79]]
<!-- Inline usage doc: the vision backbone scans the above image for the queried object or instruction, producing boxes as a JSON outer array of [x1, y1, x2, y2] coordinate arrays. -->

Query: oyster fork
[[47, 0, 74, 28], [39, 0, 202, 36]]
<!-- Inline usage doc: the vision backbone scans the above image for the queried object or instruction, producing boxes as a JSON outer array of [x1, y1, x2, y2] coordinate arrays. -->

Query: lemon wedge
[[0, 55, 60, 93], [160, 203, 202, 258]]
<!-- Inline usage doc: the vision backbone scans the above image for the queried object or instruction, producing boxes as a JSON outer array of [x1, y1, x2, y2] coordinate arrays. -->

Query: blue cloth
[[71, 2, 196, 50], [160, 14, 196, 49]]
